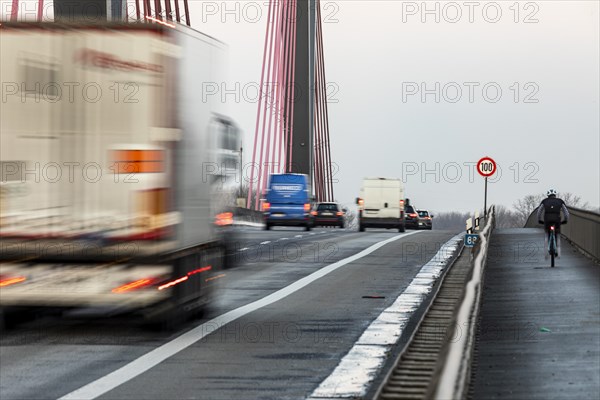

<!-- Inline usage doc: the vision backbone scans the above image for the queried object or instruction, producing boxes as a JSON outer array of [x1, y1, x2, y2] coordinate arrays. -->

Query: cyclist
[[536, 189, 569, 258]]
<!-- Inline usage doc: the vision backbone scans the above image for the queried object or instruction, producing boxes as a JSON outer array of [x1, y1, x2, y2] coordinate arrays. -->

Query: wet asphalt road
[[470, 228, 600, 400], [1, 226, 456, 400]]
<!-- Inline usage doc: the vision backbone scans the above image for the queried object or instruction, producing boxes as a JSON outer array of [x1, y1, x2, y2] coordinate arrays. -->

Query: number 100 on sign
[[477, 157, 497, 177]]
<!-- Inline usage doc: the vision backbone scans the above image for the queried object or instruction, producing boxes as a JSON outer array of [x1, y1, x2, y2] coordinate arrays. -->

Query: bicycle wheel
[[550, 231, 556, 267]]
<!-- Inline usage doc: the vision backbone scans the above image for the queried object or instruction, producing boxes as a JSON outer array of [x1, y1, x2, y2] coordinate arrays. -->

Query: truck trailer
[[0, 22, 233, 327]]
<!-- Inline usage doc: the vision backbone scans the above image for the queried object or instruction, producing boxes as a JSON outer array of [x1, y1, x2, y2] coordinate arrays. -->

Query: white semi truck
[[0, 22, 235, 327]]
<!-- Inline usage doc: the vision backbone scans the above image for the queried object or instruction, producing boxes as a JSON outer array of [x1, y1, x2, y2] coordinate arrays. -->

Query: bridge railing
[[525, 206, 600, 261], [431, 206, 496, 400]]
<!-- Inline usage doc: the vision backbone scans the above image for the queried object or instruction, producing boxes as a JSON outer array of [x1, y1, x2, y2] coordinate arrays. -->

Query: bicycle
[[547, 224, 558, 268]]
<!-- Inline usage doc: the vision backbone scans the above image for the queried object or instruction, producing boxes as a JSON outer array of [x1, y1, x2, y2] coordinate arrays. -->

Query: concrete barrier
[[432, 206, 496, 400], [525, 206, 600, 261]]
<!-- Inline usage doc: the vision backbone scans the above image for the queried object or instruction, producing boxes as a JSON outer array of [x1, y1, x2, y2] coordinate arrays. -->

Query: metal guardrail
[[227, 206, 264, 223], [525, 206, 600, 261], [432, 206, 496, 400]]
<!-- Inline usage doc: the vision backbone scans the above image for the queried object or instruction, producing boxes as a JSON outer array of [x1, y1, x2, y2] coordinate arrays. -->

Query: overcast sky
[[190, 0, 599, 213], [4, 1, 599, 213]]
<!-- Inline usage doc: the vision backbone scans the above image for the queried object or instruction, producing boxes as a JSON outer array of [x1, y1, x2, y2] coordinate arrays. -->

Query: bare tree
[[494, 205, 521, 228], [513, 194, 544, 226], [432, 211, 473, 231], [341, 205, 357, 229], [512, 192, 596, 226], [234, 182, 250, 205], [560, 192, 591, 209]]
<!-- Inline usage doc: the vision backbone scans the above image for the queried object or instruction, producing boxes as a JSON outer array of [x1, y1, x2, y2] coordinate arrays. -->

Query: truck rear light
[[400, 199, 405, 207], [304, 203, 310, 212], [112, 278, 155, 293], [262, 202, 271, 211], [215, 212, 233, 226], [187, 266, 212, 276], [110, 150, 165, 174], [119, 266, 210, 293], [145, 15, 176, 28], [311, 211, 317, 216], [0, 275, 27, 287], [358, 199, 364, 207], [158, 276, 188, 291]]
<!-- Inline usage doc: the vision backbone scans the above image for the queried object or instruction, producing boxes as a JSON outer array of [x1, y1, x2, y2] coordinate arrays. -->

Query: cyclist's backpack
[[542, 197, 564, 223]]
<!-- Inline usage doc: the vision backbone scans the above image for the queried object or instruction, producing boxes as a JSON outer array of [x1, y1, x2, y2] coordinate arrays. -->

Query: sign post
[[477, 157, 497, 218]]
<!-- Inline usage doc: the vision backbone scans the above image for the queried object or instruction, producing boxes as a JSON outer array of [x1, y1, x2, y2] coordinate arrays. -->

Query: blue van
[[263, 173, 313, 231]]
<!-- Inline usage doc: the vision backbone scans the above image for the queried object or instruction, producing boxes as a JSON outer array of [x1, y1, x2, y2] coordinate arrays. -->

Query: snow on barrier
[[433, 206, 496, 400]]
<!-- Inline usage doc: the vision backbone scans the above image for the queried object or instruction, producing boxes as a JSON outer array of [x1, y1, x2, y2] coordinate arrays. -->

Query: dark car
[[417, 210, 433, 230], [311, 202, 345, 228], [404, 204, 421, 229]]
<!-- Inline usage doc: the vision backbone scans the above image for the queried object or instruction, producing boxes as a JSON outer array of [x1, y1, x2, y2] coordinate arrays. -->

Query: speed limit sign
[[477, 157, 497, 177]]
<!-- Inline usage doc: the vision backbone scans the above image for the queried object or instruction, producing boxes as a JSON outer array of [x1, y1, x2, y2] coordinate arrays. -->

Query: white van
[[356, 178, 405, 232]]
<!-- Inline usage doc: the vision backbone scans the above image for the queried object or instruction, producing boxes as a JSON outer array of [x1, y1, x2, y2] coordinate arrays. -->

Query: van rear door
[[362, 179, 401, 219], [378, 181, 401, 219], [267, 175, 308, 219], [363, 183, 381, 217]]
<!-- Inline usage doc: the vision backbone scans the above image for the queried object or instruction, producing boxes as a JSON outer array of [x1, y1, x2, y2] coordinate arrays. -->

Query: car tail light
[[262, 202, 271, 211], [550, 225, 555, 231], [311, 211, 317, 216], [336, 211, 343, 216], [409, 213, 417, 218], [304, 203, 311, 212]]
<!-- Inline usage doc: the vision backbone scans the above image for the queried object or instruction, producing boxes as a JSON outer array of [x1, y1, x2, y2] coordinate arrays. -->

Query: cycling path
[[470, 228, 599, 399]]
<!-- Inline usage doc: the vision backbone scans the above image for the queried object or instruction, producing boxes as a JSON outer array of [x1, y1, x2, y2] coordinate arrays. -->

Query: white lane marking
[[58, 231, 420, 400], [239, 248, 249, 252], [260, 241, 271, 245], [294, 235, 303, 238], [309, 232, 316, 235], [279, 238, 289, 241], [309, 233, 464, 399]]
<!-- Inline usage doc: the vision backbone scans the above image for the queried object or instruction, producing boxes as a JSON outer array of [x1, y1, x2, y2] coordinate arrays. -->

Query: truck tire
[[264, 223, 271, 231], [0, 307, 37, 330], [359, 224, 365, 232], [305, 224, 311, 231], [146, 245, 222, 331], [398, 224, 405, 232]]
